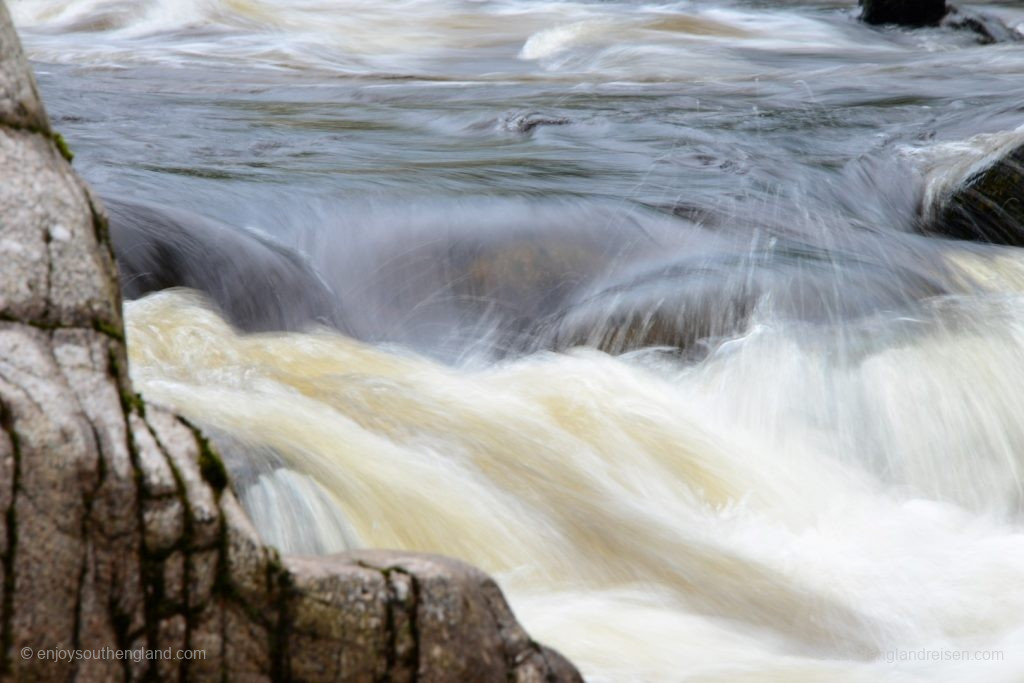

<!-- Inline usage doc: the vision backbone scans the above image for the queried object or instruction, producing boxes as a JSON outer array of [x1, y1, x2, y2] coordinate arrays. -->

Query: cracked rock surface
[[0, 3, 582, 680]]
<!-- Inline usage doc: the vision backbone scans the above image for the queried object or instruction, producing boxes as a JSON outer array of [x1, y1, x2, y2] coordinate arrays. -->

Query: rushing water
[[11, 0, 1024, 680]]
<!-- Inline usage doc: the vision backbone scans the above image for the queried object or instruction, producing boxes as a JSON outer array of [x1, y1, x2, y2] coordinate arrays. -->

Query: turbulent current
[[11, 0, 1024, 680]]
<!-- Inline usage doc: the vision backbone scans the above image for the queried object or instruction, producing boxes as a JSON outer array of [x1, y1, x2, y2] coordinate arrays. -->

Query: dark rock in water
[[500, 112, 571, 133], [532, 242, 949, 356], [931, 142, 1024, 246], [859, 0, 1020, 43], [859, 0, 946, 27], [532, 260, 756, 357], [105, 198, 342, 333], [448, 236, 608, 329], [305, 198, 690, 358], [941, 6, 1022, 45]]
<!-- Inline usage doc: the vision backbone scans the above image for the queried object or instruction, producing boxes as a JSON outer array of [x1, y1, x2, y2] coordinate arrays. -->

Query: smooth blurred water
[[13, 1, 1024, 224], [12, 1, 1024, 680]]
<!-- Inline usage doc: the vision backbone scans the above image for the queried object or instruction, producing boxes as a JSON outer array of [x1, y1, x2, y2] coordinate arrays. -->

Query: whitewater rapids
[[125, 283, 1024, 682]]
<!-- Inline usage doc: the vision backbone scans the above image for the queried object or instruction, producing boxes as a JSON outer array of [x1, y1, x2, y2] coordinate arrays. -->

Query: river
[[10, 0, 1024, 680]]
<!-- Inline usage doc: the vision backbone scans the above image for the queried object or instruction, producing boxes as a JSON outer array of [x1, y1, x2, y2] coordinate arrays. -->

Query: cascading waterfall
[[122, 275, 1024, 681], [12, 0, 1024, 679]]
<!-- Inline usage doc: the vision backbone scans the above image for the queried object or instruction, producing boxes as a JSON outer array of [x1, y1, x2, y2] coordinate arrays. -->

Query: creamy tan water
[[126, 288, 1024, 682]]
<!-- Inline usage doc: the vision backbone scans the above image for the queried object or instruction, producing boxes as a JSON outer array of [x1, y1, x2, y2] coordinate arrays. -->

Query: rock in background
[[0, 3, 580, 681], [859, 0, 1020, 44], [859, 0, 948, 27]]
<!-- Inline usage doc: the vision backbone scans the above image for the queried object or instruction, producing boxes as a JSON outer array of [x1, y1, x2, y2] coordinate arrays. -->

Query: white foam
[[125, 289, 1024, 681]]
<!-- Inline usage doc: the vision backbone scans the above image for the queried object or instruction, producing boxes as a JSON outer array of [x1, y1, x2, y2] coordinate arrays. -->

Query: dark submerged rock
[[859, 0, 1020, 44], [105, 198, 343, 333], [303, 198, 690, 358], [500, 112, 571, 134], [941, 6, 1021, 45], [530, 243, 949, 357], [931, 142, 1024, 246], [859, 0, 947, 27]]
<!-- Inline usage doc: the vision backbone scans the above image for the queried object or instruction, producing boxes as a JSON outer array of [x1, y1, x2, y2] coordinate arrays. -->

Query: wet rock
[[451, 236, 609, 330], [534, 243, 949, 356], [288, 551, 582, 683], [309, 198, 679, 358], [941, 6, 1022, 45], [499, 112, 571, 134], [0, 5, 582, 681], [931, 141, 1024, 246], [533, 262, 755, 357], [859, 0, 1020, 44], [859, 0, 947, 27], [105, 198, 344, 334]]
